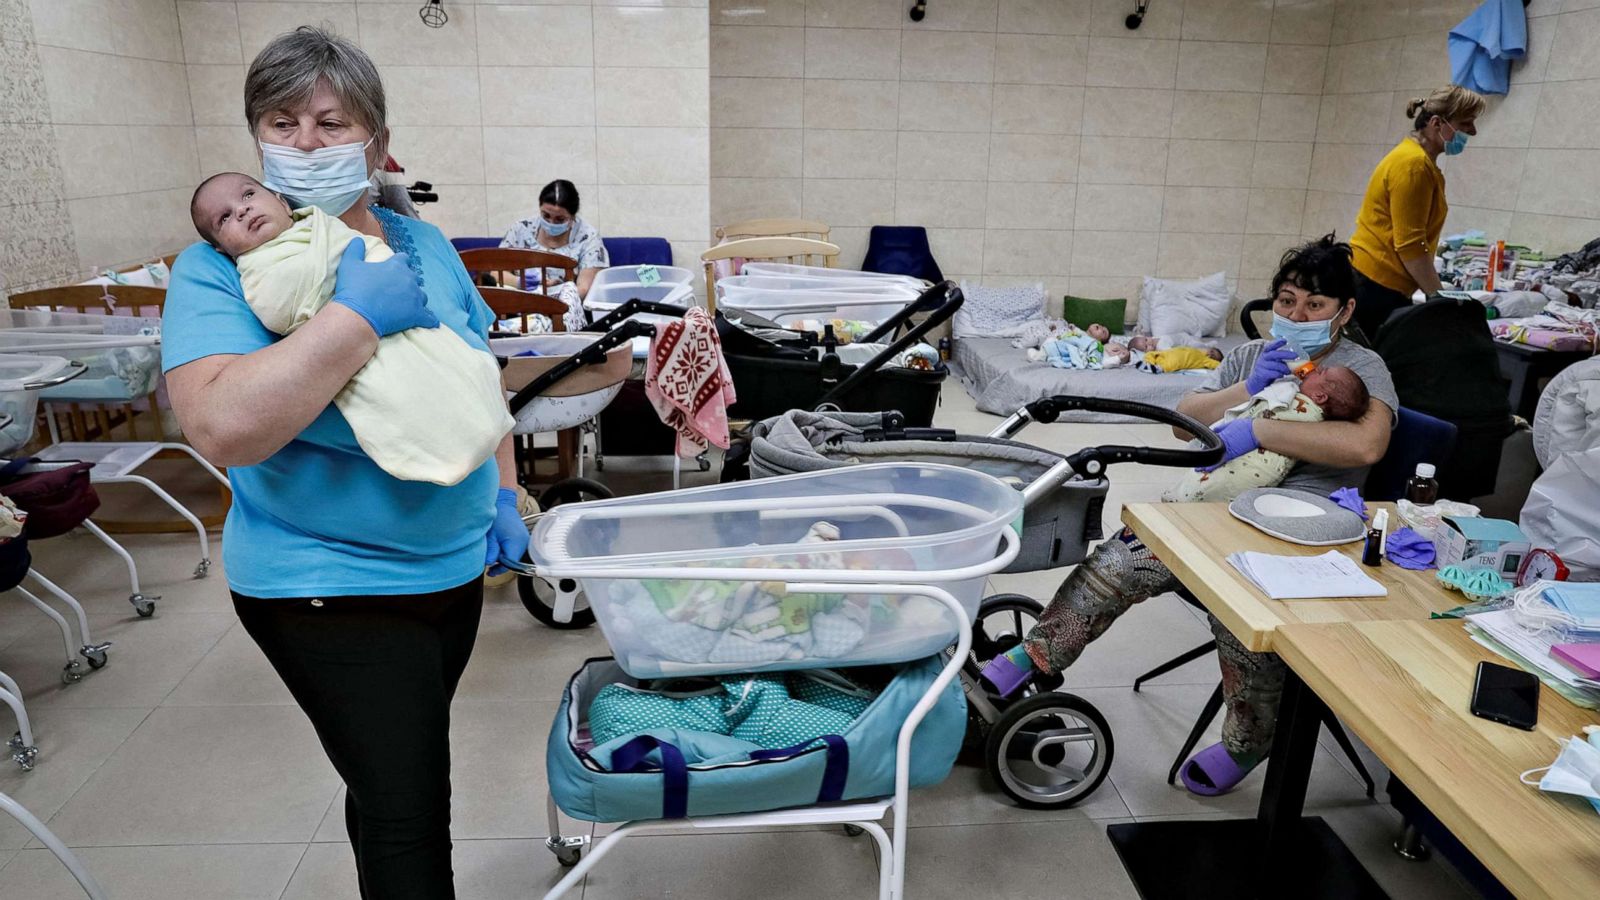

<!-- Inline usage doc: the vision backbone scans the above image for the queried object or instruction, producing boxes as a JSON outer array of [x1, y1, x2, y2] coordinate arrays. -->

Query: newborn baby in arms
[[190, 173, 511, 485]]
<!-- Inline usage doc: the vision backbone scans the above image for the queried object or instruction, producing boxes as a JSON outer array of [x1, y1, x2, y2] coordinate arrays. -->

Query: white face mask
[[259, 137, 376, 216], [1521, 732, 1600, 814]]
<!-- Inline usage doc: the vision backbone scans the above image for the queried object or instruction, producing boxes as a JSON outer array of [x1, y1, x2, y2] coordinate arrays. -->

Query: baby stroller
[[498, 299, 694, 628], [745, 396, 1223, 808], [500, 462, 1024, 900], [715, 280, 962, 428]]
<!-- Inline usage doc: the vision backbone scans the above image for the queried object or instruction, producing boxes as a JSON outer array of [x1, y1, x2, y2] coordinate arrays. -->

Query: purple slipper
[[980, 654, 1035, 699], [1179, 742, 1251, 796]]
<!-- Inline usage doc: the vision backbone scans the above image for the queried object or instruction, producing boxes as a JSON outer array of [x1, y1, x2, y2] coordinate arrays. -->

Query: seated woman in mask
[[499, 179, 608, 331]]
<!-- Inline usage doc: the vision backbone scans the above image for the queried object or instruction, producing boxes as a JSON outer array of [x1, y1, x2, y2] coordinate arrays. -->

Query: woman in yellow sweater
[[1349, 85, 1486, 337]]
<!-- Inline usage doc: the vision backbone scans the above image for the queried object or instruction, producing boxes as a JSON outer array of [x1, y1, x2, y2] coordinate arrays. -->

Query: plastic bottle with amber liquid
[[1405, 463, 1439, 504]]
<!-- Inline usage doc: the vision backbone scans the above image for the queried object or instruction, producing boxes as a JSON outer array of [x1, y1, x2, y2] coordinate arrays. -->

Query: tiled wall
[[180, 0, 710, 268], [1311, 0, 1600, 261], [27, 0, 198, 280], [710, 0, 1343, 318]]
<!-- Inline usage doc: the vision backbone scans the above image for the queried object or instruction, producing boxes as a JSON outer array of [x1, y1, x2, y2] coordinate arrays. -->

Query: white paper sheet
[[1226, 549, 1388, 600]]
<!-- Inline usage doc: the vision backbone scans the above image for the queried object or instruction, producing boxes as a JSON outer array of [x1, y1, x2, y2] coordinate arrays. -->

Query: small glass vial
[[1405, 463, 1439, 505]]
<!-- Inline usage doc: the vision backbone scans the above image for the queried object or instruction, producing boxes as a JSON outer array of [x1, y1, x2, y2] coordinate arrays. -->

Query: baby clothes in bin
[[588, 669, 876, 750]]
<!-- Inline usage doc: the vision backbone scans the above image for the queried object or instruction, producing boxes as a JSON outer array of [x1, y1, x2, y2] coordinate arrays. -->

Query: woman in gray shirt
[[982, 236, 1395, 797]]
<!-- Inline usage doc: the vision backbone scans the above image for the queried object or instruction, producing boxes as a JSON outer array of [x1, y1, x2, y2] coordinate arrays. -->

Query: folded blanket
[[1038, 333, 1104, 369], [237, 207, 513, 485]]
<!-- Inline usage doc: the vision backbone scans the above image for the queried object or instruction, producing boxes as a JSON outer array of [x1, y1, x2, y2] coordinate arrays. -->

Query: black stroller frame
[[742, 394, 1223, 808], [716, 280, 964, 427]]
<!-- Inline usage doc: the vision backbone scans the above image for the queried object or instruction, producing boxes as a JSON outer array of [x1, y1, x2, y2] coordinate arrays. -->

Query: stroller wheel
[[520, 477, 613, 628], [964, 594, 1064, 695], [986, 692, 1113, 809], [519, 573, 596, 629], [537, 476, 613, 511]]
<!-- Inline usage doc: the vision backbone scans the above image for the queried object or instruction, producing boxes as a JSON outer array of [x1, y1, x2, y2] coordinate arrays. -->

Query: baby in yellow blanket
[[190, 173, 511, 486]]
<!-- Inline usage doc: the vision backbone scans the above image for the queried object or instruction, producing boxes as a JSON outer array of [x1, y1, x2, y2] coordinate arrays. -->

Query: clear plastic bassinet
[[526, 462, 1022, 679]]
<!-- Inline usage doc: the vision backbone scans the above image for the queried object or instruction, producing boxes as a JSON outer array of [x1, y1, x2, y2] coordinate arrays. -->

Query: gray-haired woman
[[162, 27, 524, 898]]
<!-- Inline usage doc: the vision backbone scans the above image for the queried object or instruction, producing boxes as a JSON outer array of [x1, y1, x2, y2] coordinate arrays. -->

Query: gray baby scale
[[748, 408, 1108, 573]]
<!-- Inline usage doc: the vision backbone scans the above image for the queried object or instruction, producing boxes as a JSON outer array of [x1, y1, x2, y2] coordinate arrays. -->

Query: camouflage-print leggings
[[1022, 527, 1286, 765]]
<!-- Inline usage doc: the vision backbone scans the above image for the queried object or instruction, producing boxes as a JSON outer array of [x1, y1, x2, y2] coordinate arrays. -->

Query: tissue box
[[1436, 516, 1530, 577]]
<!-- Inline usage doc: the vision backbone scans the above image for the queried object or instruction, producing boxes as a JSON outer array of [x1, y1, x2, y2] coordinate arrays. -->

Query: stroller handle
[[584, 297, 691, 335], [813, 281, 963, 411], [505, 301, 675, 413], [1015, 396, 1224, 478]]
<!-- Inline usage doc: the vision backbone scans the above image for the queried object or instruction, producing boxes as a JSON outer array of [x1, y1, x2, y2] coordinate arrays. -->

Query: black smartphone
[[1470, 661, 1540, 730]]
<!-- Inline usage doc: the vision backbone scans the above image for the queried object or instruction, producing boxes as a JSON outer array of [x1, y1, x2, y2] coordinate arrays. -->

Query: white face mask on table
[[1521, 729, 1600, 814]]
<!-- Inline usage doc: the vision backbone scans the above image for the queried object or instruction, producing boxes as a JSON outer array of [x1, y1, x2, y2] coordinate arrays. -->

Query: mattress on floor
[[954, 334, 1249, 423]]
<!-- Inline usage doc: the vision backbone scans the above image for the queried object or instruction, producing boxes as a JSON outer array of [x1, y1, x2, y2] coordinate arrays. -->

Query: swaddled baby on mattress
[[1163, 365, 1369, 502], [190, 172, 511, 485]]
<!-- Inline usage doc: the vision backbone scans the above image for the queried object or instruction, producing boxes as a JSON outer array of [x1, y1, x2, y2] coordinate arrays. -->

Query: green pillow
[[1061, 295, 1128, 336]]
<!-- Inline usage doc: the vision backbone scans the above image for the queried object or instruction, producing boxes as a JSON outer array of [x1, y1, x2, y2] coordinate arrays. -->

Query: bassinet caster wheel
[[81, 643, 111, 670], [519, 477, 613, 628], [61, 661, 85, 685], [546, 835, 586, 867], [842, 824, 865, 837], [986, 692, 1114, 809], [129, 593, 158, 618], [9, 732, 38, 770], [194, 558, 212, 579]]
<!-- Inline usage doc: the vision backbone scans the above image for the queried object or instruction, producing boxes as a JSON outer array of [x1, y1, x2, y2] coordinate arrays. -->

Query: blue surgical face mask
[[541, 217, 571, 237], [1442, 122, 1468, 156], [259, 137, 376, 216], [1271, 312, 1341, 360]]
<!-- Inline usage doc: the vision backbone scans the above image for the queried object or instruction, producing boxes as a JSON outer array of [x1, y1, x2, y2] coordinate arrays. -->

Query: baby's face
[[1104, 342, 1131, 363], [1300, 366, 1364, 418], [1086, 323, 1110, 342], [193, 174, 293, 257]]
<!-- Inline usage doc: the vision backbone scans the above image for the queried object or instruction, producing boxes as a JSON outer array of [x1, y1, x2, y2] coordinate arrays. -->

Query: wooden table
[[1107, 500, 1462, 899], [1121, 501, 1459, 652], [1275, 620, 1600, 900]]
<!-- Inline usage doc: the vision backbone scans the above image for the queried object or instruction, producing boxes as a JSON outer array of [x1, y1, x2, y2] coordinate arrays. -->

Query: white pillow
[[954, 281, 1045, 338], [1139, 272, 1231, 342]]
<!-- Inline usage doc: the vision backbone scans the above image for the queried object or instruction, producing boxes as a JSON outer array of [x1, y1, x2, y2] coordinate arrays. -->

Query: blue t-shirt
[[161, 211, 501, 599]]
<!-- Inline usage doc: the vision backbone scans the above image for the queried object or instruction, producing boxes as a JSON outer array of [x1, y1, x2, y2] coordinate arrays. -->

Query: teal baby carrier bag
[[546, 655, 966, 823]]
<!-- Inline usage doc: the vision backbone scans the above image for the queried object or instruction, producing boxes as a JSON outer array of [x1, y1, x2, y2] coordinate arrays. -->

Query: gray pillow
[[1228, 488, 1366, 546]]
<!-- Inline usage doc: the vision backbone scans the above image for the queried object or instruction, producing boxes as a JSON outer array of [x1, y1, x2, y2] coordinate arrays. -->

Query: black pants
[[1352, 269, 1412, 340], [234, 578, 484, 900]]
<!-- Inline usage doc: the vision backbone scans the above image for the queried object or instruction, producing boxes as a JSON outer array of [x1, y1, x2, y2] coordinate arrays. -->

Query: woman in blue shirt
[[161, 28, 525, 898]]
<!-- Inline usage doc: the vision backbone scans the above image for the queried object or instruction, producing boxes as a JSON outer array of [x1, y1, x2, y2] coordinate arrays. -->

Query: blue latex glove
[[1198, 418, 1259, 472], [1245, 339, 1299, 395], [1329, 486, 1368, 520], [1385, 527, 1436, 570], [484, 487, 529, 576], [331, 240, 439, 337]]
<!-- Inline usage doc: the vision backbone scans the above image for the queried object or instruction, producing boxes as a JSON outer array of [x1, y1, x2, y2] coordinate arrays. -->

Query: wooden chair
[[714, 218, 831, 243], [477, 284, 584, 484], [478, 285, 571, 334], [700, 236, 841, 311], [7, 284, 167, 443], [458, 247, 578, 297]]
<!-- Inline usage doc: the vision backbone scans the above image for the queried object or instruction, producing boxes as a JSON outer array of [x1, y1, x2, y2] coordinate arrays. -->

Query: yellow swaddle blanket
[[237, 208, 512, 486]]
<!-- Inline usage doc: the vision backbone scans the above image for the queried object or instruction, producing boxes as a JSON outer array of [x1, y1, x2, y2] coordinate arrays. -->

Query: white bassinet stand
[[517, 464, 1022, 900], [33, 442, 231, 616], [0, 791, 107, 899]]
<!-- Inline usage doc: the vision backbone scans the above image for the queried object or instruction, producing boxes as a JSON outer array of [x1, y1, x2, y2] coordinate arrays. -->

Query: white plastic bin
[[0, 355, 71, 455], [586, 265, 697, 324], [740, 262, 925, 290], [0, 331, 161, 403], [717, 289, 911, 327], [529, 462, 1022, 678]]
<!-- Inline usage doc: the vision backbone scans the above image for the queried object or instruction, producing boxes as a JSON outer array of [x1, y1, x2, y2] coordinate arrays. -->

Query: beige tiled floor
[[0, 383, 1478, 898]]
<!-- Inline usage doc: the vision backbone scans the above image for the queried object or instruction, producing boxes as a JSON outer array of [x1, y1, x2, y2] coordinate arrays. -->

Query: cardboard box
[[1436, 516, 1531, 577]]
